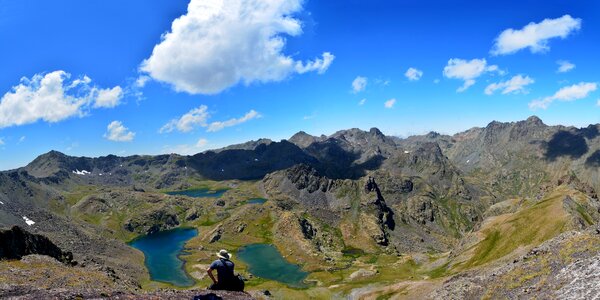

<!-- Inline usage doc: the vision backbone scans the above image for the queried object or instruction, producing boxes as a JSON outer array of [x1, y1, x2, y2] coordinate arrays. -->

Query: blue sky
[[0, 0, 599, 170]]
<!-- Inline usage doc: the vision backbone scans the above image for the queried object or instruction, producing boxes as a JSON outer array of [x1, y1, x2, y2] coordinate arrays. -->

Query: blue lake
[[166, 188, 227, 198], [129, 228, 197, 287], [237, 244, 309, 288], [246, 198, 267, 205]]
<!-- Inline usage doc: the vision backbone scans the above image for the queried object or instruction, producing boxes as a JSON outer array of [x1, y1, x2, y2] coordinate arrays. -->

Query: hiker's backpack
[[221, 258, 245, 291], [232, 274, 245, 291]]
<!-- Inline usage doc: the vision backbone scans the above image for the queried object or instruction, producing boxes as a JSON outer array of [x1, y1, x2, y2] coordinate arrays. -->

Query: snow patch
[[0, 200, 4, 205], [23, 216, 35, 226], [404, 151, 410, 154], [72, 169, 91, 175], [466, 160, 470, 163]]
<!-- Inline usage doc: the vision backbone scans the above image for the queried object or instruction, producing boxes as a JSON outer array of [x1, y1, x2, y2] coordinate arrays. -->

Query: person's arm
[[207, 267, 217, 284]]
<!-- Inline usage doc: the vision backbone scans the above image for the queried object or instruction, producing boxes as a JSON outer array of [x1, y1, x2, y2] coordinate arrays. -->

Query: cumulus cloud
[[491, 15, 581, 55], [93, 86, 123, 108], [160, 105, 210, 133], [0, 71, 123, 128], [405, 67, 423, 81], [352, 76, 367, 93], [160, 106, 261, 133], [358, 98, 366, 106], [104, 121, 135, 142], [443, 58, 499, 92], [163, 138, 209, 155], [485, 75, 534, 95], [140, 0, 334, 95], [384, 98, 396, 109], [207, 110, 261, 132], [529, 82, 597, 110], [557, 60, 575, 73]]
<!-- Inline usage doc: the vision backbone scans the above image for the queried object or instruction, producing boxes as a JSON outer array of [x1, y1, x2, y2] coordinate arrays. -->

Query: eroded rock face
[[299, 218, 316, 240], [364, 177, 395, 245], [407, 197, 436, 225], [0, 226, 75, 265], [124, 209, 180, 235], [286, 164, 332, 193]]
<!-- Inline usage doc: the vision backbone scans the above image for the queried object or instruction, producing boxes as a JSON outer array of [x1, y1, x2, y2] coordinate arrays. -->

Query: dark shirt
[[209, 259, 235, 283]]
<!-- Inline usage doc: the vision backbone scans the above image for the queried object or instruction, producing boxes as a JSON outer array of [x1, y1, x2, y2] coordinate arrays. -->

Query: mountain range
[[1, 116, 599, 299]]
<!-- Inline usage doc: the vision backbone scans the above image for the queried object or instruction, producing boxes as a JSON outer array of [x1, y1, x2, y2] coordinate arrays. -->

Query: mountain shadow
[[585, 150, 600, 168], [188, 140, 319, 180], [545, 131, 588, 161], [578, 125, 600, 140], [305, 139, 385, 180]]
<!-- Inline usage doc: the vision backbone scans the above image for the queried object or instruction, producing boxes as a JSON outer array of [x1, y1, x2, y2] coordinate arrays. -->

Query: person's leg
[[208, 282, 222, 290]]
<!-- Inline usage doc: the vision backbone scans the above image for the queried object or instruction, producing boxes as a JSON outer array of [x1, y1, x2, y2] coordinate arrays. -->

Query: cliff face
[[0, 226, 75, 265]]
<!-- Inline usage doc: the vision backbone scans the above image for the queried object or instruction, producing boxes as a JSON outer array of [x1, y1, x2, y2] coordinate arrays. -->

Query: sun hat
[[216, 249, 231, 260]]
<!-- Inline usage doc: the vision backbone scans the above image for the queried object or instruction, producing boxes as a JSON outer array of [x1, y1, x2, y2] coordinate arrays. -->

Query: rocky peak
[[214, 138, 273, 152], [369, 127, 385, 137], [25, 150, 76, 178], [285, 164, 332, 193], [426, 131, 441, 139], [525, 115, 545, 126], [289, 131, 319, 148]]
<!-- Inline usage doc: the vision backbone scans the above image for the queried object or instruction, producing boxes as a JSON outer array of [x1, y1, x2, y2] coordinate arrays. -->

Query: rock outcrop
[[0, 226, 75, 265]]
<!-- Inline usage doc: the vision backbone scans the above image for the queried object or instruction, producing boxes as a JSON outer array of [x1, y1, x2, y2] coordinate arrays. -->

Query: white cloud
[[352, 76, 367, 93], [0, 71, 123, 128], [163, 138, 209, 155], [104, 121, 135, 142], [491, 15, 581, 55], [160, 105, 210, 133], [485, 75, 534, 95], [433, 79, 440, 84], [140, 0, 334, 95], [135, 75, 151, 88], [405, 67, 423, 81], [303, 113, 316, 120], [207, 110, 261, 132], [557, 60, 575, 73], [18, 136, 25, 143], [443, 58, 498, 92], [358, 98, 366, 106], [295, 52, 335, 74], [0, 137, 4, 145], [384, 98, 396, 109], [529, 82, 597, 110], [374, 78, 390, 86], [597, 99, 600, 107], [93, 86, 123, 108]]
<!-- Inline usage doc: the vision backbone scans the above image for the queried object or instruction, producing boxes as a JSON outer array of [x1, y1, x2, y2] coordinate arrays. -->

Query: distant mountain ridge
[[14, 116, 600, 193]]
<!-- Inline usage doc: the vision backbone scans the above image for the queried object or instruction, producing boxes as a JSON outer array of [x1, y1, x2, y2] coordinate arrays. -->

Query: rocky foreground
[[1, 286, 253, 300]]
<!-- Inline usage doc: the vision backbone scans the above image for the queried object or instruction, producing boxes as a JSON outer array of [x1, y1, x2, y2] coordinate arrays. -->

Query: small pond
[[166, 188, 227, 198], [246, 198, 267, 205], [129, 227, 197, 287], [237, 244, 309, 288]]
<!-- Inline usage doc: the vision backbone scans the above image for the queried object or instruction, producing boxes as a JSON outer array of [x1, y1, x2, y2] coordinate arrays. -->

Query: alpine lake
[[130, 188, 307, 288]]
